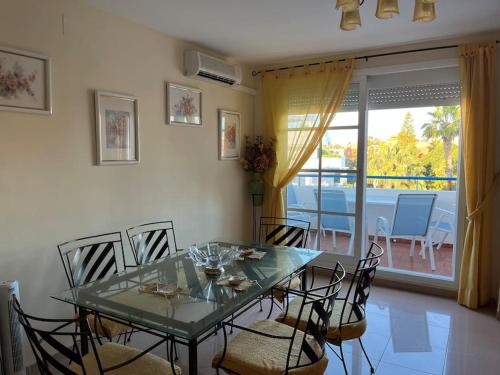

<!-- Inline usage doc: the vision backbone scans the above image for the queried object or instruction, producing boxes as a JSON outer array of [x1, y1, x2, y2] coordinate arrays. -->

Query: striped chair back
[[287, 262, 345, 371], [57, 232, 124, 288], [340, 242, 384, 327], [126, 221, 178, 265], [259, 216, 310, 248]]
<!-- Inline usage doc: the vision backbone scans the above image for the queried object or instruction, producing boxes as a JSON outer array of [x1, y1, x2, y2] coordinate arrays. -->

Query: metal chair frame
[[11, 297, 174, 375], [259, 216, 311, 249], [126, 221, 179, 266], [214, 262, 346, 375], [333, 242, 384, 374], [57, 232, 131, 344]]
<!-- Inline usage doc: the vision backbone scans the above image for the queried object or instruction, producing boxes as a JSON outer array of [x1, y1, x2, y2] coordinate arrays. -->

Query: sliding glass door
[[285, 63, 462, 287]]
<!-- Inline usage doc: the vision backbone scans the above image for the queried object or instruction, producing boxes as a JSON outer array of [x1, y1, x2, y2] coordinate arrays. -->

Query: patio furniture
[[276, 242, 384, 374], [314, 189, 354, 254], [375, 193, 437, 271], [429, 207, 456, 250], [12, 297, 180, 375], [286, 185, 311, 223], [212, 261, 345, 375], [126, 221, 179, 266], [52, 242, 322, 375]]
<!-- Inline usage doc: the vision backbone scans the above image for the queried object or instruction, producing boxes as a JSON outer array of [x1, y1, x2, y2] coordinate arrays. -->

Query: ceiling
[[82, 0, 500, 65]]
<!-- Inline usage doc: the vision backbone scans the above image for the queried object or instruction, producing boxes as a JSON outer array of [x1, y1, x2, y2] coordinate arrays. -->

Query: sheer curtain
[[260, 61, 353, 218], [458, 42, 497, 309]]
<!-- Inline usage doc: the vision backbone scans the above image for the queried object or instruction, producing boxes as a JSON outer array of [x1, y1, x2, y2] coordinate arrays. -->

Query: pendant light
[[413, 0, 436, 22], [375, 0, 399, 19], [340, 7, 362, 31], [336, 0, 359, 11]]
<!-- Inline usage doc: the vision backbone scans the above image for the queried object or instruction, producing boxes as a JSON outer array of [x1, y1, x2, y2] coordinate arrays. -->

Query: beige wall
[[0, 0, 255, 345], [253, 31, 500, 299]]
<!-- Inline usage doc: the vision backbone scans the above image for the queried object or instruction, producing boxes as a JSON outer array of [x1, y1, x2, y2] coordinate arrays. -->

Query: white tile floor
[[128, 285, 500, 375]]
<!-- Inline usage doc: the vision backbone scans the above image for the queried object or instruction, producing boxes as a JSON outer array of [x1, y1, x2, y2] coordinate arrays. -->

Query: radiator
[[0, 281, 24, 375]]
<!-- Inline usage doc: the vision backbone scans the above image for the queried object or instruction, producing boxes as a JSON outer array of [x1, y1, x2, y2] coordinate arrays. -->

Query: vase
[[249, 172, 264, 206]]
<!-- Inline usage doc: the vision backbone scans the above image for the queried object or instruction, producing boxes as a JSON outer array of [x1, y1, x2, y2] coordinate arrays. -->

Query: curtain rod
[[251, 40, 500, 76]]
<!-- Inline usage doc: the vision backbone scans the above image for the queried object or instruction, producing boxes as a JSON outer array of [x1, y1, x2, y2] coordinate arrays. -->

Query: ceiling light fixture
[[336, 0, 437, 31]]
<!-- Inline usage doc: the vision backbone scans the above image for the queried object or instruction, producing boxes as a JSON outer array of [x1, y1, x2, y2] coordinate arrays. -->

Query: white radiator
[[0, 281, 24, 375]]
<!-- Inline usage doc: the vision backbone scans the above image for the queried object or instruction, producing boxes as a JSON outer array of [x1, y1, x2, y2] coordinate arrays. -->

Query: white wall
[[253, 31, 500, 299], [0, 0, 255, 355]]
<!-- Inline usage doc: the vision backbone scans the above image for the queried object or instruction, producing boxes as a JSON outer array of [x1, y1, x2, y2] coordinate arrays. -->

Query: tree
[[421, 106, 460, 189]]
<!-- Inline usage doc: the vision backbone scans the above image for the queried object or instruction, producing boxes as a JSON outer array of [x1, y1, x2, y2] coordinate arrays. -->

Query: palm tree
[[421, 106, 460, 190]]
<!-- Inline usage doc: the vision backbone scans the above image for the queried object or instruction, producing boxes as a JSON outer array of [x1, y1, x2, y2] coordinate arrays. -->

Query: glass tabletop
[[52, 241, 321, 341]]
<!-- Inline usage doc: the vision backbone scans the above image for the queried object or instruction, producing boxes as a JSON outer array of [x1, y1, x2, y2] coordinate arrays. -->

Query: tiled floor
[[129, 285, 500, 375], [307, 231, 454, 277]]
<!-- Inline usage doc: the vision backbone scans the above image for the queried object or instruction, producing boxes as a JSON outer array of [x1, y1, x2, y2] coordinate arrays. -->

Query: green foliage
[[365, 106, 460, 191]]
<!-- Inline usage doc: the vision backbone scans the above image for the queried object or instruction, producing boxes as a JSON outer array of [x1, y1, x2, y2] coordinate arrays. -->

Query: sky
[[327, 107, 436, 146]]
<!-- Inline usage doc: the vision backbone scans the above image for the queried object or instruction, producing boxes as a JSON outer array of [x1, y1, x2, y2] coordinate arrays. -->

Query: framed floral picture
[[166, 83, 202, 127], [95, 91, 139, 165], [218, 109, 241, 160], [0, 46, 52, 114]]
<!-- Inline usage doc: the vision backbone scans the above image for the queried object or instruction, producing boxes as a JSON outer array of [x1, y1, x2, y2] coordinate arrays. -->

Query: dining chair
[[212, 262, 345, 375], [314, 189, 354, 254], [57, 232, 130, 342], [12, 297, 181, 375], [126, 221, 178, 266], [258, 216, 311, 305], [374, 193, 437, 271], [276, 242, 384, 374]]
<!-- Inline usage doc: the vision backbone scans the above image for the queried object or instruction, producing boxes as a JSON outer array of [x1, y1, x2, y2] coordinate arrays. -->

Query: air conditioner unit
[[185, 50, 242, 86], [0, 281, 24, 375]]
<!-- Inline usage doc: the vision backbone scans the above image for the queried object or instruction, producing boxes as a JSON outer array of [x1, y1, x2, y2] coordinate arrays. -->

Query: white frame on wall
[[94, 90, 140, 165], [218, 109, 241, 161], [0, 45, 52, 115], [166, 82, 202, 127]]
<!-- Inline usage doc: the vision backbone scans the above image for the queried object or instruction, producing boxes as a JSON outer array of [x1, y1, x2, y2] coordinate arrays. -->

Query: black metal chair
[[258, 216, 311, 308], [259, 216, 311, 248], [126, 221, 178, 266], [57, 232, 130, 342], [276, 242, 384, 374], [212, 262, 345, 375], [11, 297, 180, 375]]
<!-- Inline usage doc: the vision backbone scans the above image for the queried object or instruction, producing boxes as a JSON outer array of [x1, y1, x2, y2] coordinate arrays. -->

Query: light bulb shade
[[340, 8, 361, 31], [376, 0, 400, 19], [336, 0, 359, 11], [414, 0, 436, 22]]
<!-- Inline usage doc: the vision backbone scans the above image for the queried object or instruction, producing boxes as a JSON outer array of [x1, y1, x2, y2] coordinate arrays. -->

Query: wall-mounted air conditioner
[[0, 281, 24, 375], [185, 50, 242, 86]]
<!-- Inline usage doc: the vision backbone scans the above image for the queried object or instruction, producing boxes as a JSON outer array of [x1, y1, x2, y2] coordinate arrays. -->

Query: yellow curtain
[[458, 42, 497, 309], [261, 61, 353, 218]]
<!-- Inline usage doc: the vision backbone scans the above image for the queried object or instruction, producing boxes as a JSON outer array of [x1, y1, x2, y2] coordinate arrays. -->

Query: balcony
[[288, 173, 457, 278]]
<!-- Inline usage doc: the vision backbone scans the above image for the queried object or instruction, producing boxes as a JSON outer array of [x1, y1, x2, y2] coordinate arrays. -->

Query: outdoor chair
[[374, 193, 437, 271]]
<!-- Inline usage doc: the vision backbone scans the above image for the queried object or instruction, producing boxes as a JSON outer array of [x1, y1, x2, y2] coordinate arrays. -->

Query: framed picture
[[95, 91, 139, 165], [218, 109, 241, 160], [0, 46, 52, 114], [166, 83, 202, 127]]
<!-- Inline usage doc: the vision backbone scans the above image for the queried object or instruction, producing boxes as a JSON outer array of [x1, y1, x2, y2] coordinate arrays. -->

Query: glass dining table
[[52, 241, 322, 375]]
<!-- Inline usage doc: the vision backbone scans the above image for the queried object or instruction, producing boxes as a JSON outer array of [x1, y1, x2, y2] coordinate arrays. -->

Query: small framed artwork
[[218, 109, 241, 160], [95, 91, 139, 165], [0, 46, 52, 114], [166, 83, 202, 127]]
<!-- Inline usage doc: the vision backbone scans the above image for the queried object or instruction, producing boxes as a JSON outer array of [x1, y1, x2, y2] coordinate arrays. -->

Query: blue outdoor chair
[[314, 189, 354, 255], [374, 193, 437, 271]]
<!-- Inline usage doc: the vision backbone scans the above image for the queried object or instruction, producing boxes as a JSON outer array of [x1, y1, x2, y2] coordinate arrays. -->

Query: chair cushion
[[272, 276, 301, 303], [212, 319, 328, 375], [276, 297, 367, 343], [69, 342, 181, 375], [84, 314, 129, 338]]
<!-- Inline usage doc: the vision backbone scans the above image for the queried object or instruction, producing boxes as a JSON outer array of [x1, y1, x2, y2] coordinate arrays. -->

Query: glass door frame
[[354, 59, 463, 292], [288, 77, 368, 271]]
